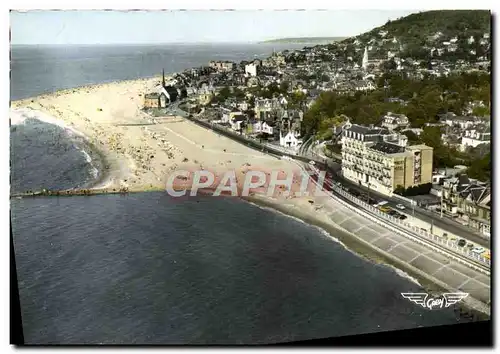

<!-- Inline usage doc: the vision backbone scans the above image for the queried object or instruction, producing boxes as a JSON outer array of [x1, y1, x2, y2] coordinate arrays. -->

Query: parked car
[[482, 251, 490, 260], [398, 214, 407, 220], [472, 247, 485, 254], [376, 201, 389, 207], [379, 206, 391, 212], [457, 239, 466, 247], [396, 204, 405, 210], [388, 210, 398, 216], [350, 190, 360, 197]]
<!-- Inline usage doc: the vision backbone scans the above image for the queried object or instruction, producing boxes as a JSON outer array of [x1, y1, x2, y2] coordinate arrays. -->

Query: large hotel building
[[341, 124, 433, 196]]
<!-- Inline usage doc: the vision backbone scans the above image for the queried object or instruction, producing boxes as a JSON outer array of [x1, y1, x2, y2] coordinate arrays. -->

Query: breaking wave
[[10, 108, 84, 139], [10, 108, 101, 190]]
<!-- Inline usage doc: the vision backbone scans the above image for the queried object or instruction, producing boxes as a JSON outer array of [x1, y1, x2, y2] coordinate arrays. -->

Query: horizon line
[[10, 39, 348, 46], [9, 41, 293, 46]]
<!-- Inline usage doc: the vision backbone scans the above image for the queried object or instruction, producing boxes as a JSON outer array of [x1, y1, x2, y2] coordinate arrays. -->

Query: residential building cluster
[[141, 24, 491, 218], [431, 172, 491, 237], [436, 112, 491, 152]]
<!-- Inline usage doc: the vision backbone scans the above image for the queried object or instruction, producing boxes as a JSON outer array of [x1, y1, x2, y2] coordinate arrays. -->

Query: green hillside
[[364, 10, 490, 39], [347, 10, 490, 46], [340, 10, 491, 61]]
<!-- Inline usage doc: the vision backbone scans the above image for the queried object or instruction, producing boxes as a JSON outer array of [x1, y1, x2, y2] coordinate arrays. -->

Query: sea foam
[[245, 199, 350, 251], [74, 145, 99, 179], [11, 108, 100, 182], [10, 108, 84, 138], [384, 264, 422, 287]]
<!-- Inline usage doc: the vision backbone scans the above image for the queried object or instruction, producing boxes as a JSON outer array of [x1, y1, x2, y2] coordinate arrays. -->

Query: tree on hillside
[[233, 87, 246, 100], [289, 91, 307, 109], [279, 81, 290, 94], [219, 86, 231, 99], [420, 126, 442, 148], [466, 152, 491, 181], [382, 58, 397, 71], [402, 130, 421, 144]]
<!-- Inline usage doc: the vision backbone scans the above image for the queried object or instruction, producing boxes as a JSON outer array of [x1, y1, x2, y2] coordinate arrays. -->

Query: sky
[[10, 10, 418, 45]]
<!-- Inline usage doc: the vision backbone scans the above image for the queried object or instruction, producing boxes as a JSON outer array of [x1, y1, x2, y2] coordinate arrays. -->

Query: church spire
[[362, 47, 369, 70], [162, 69, 165, 87]]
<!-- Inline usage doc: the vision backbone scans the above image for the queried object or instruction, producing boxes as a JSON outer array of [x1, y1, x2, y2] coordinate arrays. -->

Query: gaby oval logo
[[401, 292, 469, 310], [426, 297, 444, 310]]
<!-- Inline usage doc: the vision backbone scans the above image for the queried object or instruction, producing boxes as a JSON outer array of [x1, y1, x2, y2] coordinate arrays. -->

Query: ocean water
[[10, 44, 470, 344], [10, 43, 305, 101]]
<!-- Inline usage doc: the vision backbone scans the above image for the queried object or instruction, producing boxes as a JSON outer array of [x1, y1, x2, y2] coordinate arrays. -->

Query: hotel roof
[[406, 144, 433, 151], [369, 142, 405, 154], [347, 124, 391, 136]]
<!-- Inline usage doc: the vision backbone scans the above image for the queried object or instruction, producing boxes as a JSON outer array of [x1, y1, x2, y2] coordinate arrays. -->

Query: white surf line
[[156, 124, 279, 161]]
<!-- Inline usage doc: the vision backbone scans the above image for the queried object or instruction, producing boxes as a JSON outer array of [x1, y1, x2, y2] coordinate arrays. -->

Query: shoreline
[[73, 136, 111, 190], [244, 194, 490, 319], [10, 77, 490, 318], [10, 76, 176, 193], [10, 107, 121, 193], [10, 75, 164, 104]]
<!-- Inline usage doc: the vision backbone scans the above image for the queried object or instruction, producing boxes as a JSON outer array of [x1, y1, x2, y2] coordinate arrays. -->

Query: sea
[[10, 44, 471, 344]]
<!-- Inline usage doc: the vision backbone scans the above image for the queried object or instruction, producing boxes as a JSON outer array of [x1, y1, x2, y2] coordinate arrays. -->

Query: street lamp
[[440, 190, 443, 219]]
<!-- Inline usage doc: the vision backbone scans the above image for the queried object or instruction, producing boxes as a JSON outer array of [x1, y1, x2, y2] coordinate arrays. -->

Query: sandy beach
[[10, 77, 297, 193]]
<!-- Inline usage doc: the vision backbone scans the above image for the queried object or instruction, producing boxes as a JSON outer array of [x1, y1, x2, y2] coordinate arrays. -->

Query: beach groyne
[[10, 188, 139, 198]]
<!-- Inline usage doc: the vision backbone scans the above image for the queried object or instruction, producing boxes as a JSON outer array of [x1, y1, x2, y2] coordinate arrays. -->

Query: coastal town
[[142, 13, 491, 241], [10, 10, 493, 344]]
